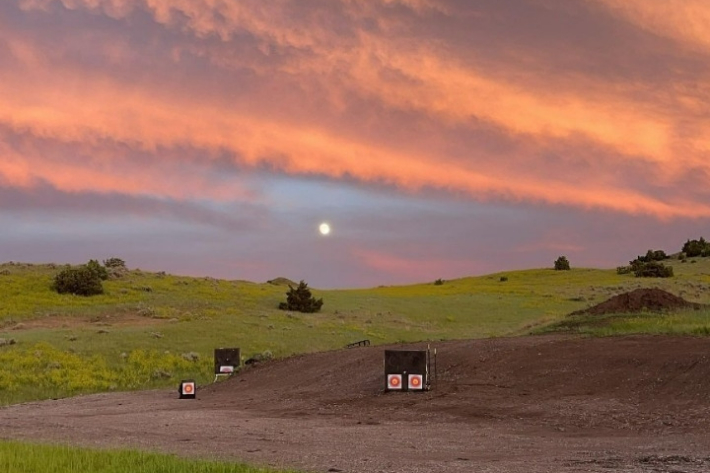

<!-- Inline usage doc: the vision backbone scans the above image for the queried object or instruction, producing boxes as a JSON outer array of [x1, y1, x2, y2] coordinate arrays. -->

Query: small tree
[[86, 259, 108, 281], [278, 280, 323, 313], [53, 266, 104, 296], [554, 256, 570, 271]]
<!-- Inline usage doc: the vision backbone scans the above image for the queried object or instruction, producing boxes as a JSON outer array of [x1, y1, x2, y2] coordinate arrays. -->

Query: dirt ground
[[2, 334, 710, 472]]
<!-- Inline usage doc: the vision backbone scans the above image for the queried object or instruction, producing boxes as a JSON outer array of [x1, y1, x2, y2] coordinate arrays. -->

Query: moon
[[319, 223, 331, 235]]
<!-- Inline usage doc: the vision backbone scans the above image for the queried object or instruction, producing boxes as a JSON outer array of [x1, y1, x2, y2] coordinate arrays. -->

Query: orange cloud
[[105, 1, 680, 161], [2, 0, 709, 219], [591, 0, 710, 53], [0, 141, 256, 201]]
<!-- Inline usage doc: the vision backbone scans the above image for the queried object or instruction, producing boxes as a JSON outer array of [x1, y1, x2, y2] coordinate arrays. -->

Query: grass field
[[0, 441, 297, 473], [538, 306, 710, 336]]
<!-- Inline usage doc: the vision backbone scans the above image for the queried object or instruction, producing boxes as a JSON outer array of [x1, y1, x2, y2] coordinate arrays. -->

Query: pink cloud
[[1, 0, 708, 219], [352, 247, 480, 281]]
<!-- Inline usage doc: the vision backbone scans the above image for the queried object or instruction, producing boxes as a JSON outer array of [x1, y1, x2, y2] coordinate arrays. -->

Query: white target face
[[387, 374, 403, 390], [408, 374, 424, 390]]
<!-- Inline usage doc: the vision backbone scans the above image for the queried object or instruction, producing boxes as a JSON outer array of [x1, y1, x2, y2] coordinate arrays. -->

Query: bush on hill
[[554, 256, 570, 271], [682, 237, 710, 258], [616, 265, 632, 275], [635, 249, 668, 262], [102, 257, 128, 278], [278, 280, 323, 313], [86, 259, 108, 281], [618, 248, 670, 275], [102, 257, 126, 268], [633, 261, 674, 278], [53, 265, 104, 296]]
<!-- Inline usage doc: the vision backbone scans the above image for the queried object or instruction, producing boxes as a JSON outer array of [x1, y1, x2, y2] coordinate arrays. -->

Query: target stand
[[384, 347, 435, 392], [213, 347, 241, 382]]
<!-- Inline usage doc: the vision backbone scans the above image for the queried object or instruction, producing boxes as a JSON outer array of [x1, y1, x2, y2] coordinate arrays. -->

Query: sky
[[1, 0, 709, 289]]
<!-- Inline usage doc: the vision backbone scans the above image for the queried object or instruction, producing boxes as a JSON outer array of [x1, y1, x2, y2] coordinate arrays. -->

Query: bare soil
[[2, 334, 710, 472], [569, 288, 706, 316]]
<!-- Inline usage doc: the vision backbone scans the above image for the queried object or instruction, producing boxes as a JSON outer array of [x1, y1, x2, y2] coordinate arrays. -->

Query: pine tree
[[278, 280, 323, 313]]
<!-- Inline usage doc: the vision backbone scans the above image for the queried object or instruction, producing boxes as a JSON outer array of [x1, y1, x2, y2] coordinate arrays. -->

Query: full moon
[[319, 223, 331, 235]]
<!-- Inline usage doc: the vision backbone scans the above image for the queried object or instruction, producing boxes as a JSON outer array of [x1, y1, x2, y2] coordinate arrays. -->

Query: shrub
[[246, 350, 273, 365], [103, 257, 126, 268], [636, 249, 668, 263], [86, 259, 108, 281], [554, 256, 570, 271], [651, 249, 668, 260], [278, 280, 323, 313], [102, 257, 128, 279], [616, 265, 632, 275], [499, 276, 508, 282], [633, 261, 674, 278], [682, 237, 710, 258], [434, 278, 444, 285], [53, 266, 104, 296]]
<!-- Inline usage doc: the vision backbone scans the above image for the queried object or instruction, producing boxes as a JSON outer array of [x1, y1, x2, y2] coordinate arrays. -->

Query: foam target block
[[179, 380, 196, 399]]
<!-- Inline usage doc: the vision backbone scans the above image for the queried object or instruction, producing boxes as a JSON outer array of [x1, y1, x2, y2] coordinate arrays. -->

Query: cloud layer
[[1, 0, 709, 286]]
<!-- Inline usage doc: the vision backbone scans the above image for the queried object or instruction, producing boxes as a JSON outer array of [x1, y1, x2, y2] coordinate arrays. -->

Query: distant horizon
[[2, 1, 708, 289], [3, 244, 702, 290]]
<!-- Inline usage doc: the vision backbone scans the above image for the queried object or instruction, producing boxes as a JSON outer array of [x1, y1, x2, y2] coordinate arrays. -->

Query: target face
[[182, 382, 195, 395], [219, 365, 234, 373], [387, 374, 403, 390], [408, 374, 424, 390]]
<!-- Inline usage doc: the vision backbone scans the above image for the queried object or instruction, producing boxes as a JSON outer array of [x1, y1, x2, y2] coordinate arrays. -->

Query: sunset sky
[[2, 0, 709, 288]]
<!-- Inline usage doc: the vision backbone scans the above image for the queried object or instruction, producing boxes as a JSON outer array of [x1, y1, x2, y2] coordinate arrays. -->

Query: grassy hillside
[[1, 257, 710, 404]]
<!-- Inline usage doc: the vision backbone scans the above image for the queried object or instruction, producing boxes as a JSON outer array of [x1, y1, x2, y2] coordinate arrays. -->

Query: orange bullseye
[[387, 374, 403, 390]]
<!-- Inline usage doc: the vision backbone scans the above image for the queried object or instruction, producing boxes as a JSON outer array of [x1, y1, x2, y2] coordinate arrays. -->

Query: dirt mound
[[569, 288, 704, 316], [197, 334, 710, 429]]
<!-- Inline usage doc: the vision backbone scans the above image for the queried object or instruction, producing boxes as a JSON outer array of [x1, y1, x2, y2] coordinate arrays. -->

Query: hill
[[0, 259, 710, 404]]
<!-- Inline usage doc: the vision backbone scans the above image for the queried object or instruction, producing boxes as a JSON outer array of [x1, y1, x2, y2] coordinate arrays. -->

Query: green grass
[[0, 441, 298, 473], [537, 307, 710, 337], [1, 258, 710, 404]]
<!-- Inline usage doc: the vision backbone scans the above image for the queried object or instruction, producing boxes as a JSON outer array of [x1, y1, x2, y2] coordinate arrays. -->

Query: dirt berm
[[569, 287, 706, 316], [2, 335, 710, 472]]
